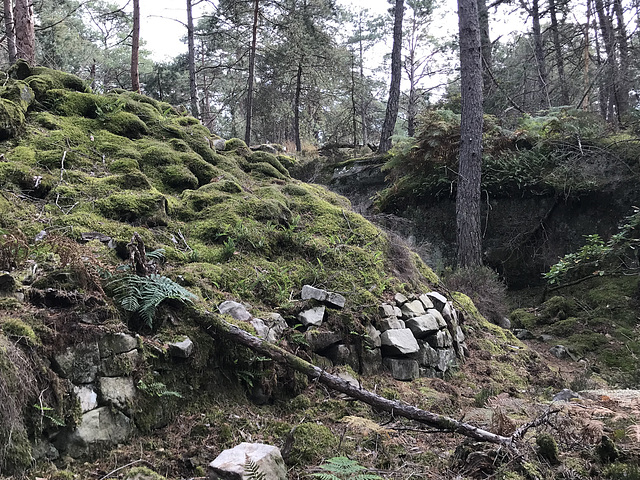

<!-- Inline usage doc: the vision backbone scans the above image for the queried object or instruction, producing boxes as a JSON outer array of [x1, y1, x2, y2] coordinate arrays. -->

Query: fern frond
[[309, 474, 340, 480], [244, 455, 267, 480]]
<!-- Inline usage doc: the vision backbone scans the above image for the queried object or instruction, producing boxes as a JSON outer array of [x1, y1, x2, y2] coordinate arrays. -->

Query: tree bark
[[477, 0, 492, 96], [244, 0, 259, 144], [613, 0, 629, 117], [14, 0, 35, 64], [457, 0, 484, 268], [193, 308, 513, 446], [359, 15, 367, 147], [378, 0, 404, 154], [131, 0, 140, 92], [294, 58, 303, 152], [530, 0, 550, 108], [187, 0, 200, 118], [594, 0, 620, 123], [4, 0, 16, 64], [549, 0, 569, 105]]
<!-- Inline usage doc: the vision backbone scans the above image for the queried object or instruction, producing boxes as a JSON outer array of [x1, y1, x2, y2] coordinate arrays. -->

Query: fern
[[309, 457, 382, 480], [107, 273, 197, 328], [245, 455, 267, 480]]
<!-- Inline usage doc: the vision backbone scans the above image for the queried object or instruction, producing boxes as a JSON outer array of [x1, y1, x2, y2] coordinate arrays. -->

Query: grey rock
[[305, 329, 342, 352], [427, 309, 447, 328], [311, 353, 334, 370], [301, 284, 327, 302], [380, 328, 419, 355], [456, 325, 466, 343], [264, 313, 288, 338], [495, 317, 511, 329], [425, 329, 453, 349], [168, 336, 194, 358], [401, 299, 426, 318], [418, 293, 434, 310], [208, 442, 287, 480], [73, 385, 98, 413], [420, 367, 443, 379], [393, 306, 402, 317], [0, 272, 16, 292], [80, 231, 112, 243], [552, 388, 581, 402], [325, 344, 359, 371], [212, 138, 226, 151], [32, 439, 59, 461], [435, 348, 457, 372], [251, 144, 278, 154], [549, 345, 570, 360], [99, 333, 138, 358], [326, 292, 346, 309], [99, 376, 136, 411], [379, 303, 396, 317], [426, 291, 447, 311], [539, 334, 554, 342], [406, 313, 441, 338], [365, 324, 381, 348], [53, 342, 100, 384], [394, 292, 408, 306], [62, 407, 135, 458], [298, 306, 325, 327], [219, 301, 252, 322], [377, 317, 405, 331], [383, 358, 419, 381], [514, 329, 534, 340], [414, 341, 439, 367], [250, 318, 270, 340], [441, 302, 457, 323], [100, 350, 140, 377], [336, 370, 359, 388], [361, 348, 383, 376]]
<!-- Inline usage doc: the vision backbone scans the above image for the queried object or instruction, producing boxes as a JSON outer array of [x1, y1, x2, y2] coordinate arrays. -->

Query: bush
[[444, 266, 507, 325]]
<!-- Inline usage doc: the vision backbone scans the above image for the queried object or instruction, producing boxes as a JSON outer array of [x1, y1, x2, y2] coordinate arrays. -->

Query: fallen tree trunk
[[193, 309, 513, 447]]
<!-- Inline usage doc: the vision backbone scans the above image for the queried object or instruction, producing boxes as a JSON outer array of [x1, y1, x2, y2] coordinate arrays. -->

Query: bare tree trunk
[[477, 0, 492, 95], [457, 0, 484, 268], [294, 59, 303, 152], [530, 0, 550, 108], [359, 16, 367, 146], [131, 0, 140, 92], [378, 0, 404, 154], [14, 0, 35, 64], [244, 0, 259, 144], [594, 0, 620, 123], [187, 0, 200, 118], [549, 0, 569, 105], [194, 309, 513, 446], [613, 0, 629, 117], [351, 52, 358, 146], [4, 0, 16, 64]]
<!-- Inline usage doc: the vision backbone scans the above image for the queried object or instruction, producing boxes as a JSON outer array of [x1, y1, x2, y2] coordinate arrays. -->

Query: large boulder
[[383, 358, 419, 381], [208, 442, 287, 480], [53, 342, 100, 384]]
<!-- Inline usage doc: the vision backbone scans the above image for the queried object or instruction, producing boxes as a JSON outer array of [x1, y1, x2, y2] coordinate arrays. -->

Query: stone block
[[305, 329, 342, 352], [99, 333, 137, 358], [54, 342, 100, 384], [98, 376, 136, 411], [218, 301, 251, 321], [168, 336, 194, 358], [208, 443, 287, 480], [400, 299, 426, 318], [405, 313, 440, 338], [379, 303, 396, 317], [418, 293, 434, 310], [426, 291, 447, 311], [380, 328, 419, 355], [377, 317, 405, 331], [383, 358, 419, 381], [100, 349, 140, 376], [298, 306, 325, 327], [394, 292, 408, 306]]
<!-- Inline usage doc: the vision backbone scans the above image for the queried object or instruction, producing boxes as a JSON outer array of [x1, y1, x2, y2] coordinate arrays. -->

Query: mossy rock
[[250, 161, 286, 180], [123, 466, 167, 480], [159, 165, 199, 192], [225, 138, 248, 150], [0, 318, 39, 345], [26, 65, 88, 92], [277, 154, 297, 169], [106, 171, 152, 190], [109, 157, 141, 174], [42, 89, 100, 117], [97, 191, 167, 223], [176, 116, 199, 126], [249, 151, 289, 177], [540, 295, 576, 322], [289, 422, 338, 465], [180, 152, 217, 186], [140, 144, 182, 167], [536, 433, 559, 465], [168, 138, 190, 152], [0, 81, 35, 112], [283, 183, 310, 197], [103, 111, 149, 139], [0, 99, 26, 139], [509, 308, 538, 329], [33, 112, 61, 130]]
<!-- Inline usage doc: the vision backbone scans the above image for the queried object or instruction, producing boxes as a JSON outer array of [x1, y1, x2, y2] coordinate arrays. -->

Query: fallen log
[[193, 308, 513, 447]]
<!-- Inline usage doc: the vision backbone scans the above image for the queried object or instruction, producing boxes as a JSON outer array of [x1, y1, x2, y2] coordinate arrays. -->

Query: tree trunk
[[477, 0, 492, 95], [187, 0, 200, 118], [351, 52, 358, 146], [530, 0, 550, 108], [4, 0, 16, 64], [359, 16, 367, 146], [14, 0, 35, 64], [378, 0, 404, 154], [549, 0, 569, 105], [131, 0, 140, 92], [294, 59, 303, 152], [193, 309, 513, 446], [594, 0, 619, 123], [457, 0, 484, 268], [613, 0, 629, 118], [244, 0, 259, 144]]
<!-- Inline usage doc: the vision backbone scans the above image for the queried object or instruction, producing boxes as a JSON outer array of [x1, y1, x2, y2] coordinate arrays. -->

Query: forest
[[1, 0, 640, 479]]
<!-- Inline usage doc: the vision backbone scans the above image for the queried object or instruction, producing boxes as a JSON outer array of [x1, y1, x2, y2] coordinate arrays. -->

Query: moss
[[596, 435, 619, 464], [1, 318, 39, 345], [278, 154, 297, 169], [180, 152, 217, 186], [283, 183, 310, 197], [32, 112, 60, 130], [249, 151, 289, 177], [30, 66, 88, 92], [413, 252, 439, 284], [168, 138, 190, 152], [250, 161, 286, 180], [225, 138, 248, 150], [603, 463, 640, 479], [536, 433, 559, 465], [290, 422, 338, 465], [509, 308, 538, 329], [0, 98, 26, 139], [124, 466, 167, 480], [97, 191, 167, 223], [1, 81, 35, 111], [43, 89, 100, 117], [547, 317, 580, 336], [106, 171, 152, 190], [109, 157, 141, 174], [140, 143, 182, 167], [50, 471, 76, 480], [540, 295, 576, 322], [103, 111, 149, 139]]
